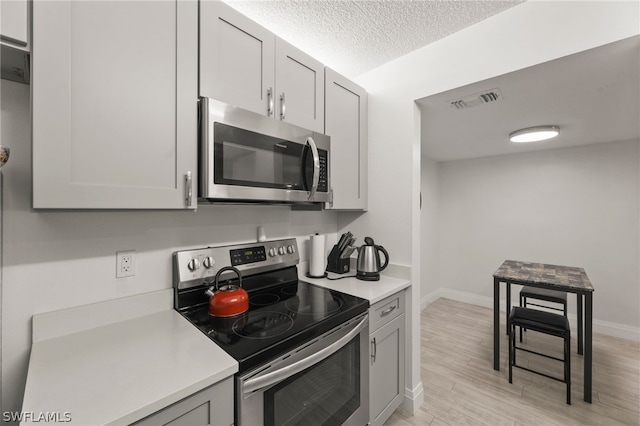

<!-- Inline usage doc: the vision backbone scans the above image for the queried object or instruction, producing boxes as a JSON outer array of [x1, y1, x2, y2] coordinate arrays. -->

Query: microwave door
[[201, 97, 330, 203], [214, 123, 305, 192]]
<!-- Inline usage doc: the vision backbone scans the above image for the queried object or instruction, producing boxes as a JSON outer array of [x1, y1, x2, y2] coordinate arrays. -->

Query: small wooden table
[[493, 260, 594, 403]]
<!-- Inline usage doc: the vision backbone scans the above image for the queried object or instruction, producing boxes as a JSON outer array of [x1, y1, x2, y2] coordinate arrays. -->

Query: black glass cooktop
[[177, 267, 368, 373]]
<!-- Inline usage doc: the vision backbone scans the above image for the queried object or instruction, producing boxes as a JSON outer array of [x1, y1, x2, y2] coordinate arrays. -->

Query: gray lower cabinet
[[31, 0, 197, 209], [133, 377, 234, 426], [369, 292, 405, 426]]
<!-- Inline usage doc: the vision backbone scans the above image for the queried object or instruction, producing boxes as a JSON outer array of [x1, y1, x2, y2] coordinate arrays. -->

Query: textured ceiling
[[223, 0, 525, 78]]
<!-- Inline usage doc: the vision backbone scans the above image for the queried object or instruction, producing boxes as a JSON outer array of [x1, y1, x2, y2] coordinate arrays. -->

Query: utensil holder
[[326, 245, 350, 274]]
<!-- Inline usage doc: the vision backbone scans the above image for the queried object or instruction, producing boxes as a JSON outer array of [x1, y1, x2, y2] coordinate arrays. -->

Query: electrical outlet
[[116, 250, 136, 278]]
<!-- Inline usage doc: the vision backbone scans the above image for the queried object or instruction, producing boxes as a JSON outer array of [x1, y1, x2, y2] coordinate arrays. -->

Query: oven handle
[[305, 136, 320, 200], [242, 315, 368, 395]]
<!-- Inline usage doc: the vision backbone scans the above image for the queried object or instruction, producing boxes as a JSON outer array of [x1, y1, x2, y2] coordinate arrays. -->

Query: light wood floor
[[385, 298, 640, 426]]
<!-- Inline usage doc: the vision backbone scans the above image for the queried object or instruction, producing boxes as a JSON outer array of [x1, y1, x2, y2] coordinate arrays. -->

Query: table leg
[[584, 292, 592, 403], [577, 293, 583, 355], [506, 282, 511, 336], [494, 277, 500, 371]]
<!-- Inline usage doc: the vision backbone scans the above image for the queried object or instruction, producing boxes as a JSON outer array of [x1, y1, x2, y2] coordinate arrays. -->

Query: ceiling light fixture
[[509, 125, 560, 143]]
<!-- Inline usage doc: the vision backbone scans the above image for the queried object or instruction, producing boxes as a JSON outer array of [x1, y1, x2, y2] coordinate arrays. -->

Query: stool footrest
[[524, 302, 566, 312], [512, 364, 568, 383], [515, 345, 565, 363], [520, 286, 567, 303]]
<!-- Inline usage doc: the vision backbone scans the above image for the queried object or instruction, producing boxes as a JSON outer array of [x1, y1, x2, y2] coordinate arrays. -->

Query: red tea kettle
[[205, 266, 249, 317]]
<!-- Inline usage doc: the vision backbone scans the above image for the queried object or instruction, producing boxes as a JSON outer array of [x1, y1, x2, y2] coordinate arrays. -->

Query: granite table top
[[493, 260, 594, 292]]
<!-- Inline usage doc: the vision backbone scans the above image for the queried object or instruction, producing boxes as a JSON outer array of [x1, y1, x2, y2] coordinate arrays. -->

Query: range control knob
[[269, 247, 277, 257], [287, 245, 295, 254], [278, 246, 286, 255], [187, 258, 200, 271], [202, 256, 214, 269]]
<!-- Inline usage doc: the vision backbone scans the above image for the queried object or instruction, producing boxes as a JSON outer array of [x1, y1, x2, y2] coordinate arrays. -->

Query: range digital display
[[230, 246, 267, 266]]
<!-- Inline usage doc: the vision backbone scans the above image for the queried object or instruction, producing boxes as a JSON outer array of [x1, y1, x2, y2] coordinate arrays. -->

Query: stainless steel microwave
[[199, 97, 330, 204]]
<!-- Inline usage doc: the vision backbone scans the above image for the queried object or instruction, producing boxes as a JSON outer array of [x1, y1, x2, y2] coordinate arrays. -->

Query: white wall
[[438, 140, 640, 334], [354, 0, 639, 414], [420, 156, 439, 307], [0, 80, 339, 415]]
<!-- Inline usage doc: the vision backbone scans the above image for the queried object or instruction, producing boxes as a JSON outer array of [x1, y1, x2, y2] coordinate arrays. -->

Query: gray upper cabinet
[[32, 0, 198, 209], [199, 0, 275, 117], [200, 1, 324, 132], [1, 0, 30, 84], [325, 68, 368, 210], [1, 0, 28, 48], [274, 38, 324, 133]]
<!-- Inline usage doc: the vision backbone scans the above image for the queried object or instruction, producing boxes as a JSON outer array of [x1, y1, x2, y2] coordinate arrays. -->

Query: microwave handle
[[306, 136, 320, 200], [242, 315, 368, 395]]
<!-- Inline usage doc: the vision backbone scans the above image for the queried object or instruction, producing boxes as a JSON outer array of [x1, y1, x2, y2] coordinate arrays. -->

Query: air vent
[[448, 88, 503, 110]]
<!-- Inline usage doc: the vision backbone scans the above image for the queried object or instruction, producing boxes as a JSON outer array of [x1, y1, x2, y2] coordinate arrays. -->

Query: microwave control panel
[[318, 151, 328, 193]]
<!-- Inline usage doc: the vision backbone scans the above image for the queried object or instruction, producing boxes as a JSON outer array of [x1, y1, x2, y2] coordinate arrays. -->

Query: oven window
[[264, 337, 360, 426]]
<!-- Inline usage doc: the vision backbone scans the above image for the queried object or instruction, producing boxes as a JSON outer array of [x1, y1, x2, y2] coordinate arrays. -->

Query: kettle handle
[[214, 266, 243, 288], [376, 245, 389, 271]]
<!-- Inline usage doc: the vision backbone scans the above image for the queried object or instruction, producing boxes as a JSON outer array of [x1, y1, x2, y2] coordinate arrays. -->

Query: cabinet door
[[32, 0, 197, 209], [325, 68, 368, 210], [133, 377, 234, 426], [275, 38, 324, 133], [1, 0, 28, 47], [200, 0, 275, 117], [370, 313, 405, 426]]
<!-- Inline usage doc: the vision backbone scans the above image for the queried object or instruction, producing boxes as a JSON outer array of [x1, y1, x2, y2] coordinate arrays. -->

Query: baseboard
[[591, 318, 640, 342], [420, 289, 440, 310], [422, 288, 640, 342], [400, 382, 424, 415]]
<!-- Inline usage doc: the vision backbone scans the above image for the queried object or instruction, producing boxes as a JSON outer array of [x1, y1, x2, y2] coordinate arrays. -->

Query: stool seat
[[510, 306, 570, 338], [520, 286, 567, 303]]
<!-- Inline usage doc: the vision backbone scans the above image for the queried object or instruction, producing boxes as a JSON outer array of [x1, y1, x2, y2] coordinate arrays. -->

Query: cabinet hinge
[[329, 188, 334, 206]]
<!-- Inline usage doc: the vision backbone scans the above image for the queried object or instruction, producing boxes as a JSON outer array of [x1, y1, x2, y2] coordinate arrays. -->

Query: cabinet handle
[[267, 87, 274, 117], [381, 305, 396, 316], [185, 171, 192, 207], [371, 337, 377, 363], [280, 92, 286, 120]]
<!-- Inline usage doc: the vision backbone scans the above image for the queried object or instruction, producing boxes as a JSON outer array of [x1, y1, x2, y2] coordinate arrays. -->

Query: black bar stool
[[519, 286, 567, 342], [509, 306, 571, 405]]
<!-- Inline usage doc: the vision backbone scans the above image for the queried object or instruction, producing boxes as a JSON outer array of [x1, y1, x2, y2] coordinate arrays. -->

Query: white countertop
[[21, 291, 237, 426], [299, 268, 411, 304]]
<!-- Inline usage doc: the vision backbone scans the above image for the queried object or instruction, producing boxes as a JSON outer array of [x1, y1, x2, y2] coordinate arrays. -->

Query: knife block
[[326, 244, 351, 274]]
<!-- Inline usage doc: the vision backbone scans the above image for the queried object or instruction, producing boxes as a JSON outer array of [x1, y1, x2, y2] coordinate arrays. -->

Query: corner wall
[[354, 0, 639, 414], [438, 140, 640, 336], [420, 156, 439, 307]]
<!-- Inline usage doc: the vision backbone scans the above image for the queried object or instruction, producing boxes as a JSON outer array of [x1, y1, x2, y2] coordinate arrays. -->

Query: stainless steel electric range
[[173, 238, 370, 426]]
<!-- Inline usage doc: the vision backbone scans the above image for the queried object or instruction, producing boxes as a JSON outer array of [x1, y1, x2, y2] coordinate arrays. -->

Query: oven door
[[200, 97, 330, 203], [237, 314, 369, 426]]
